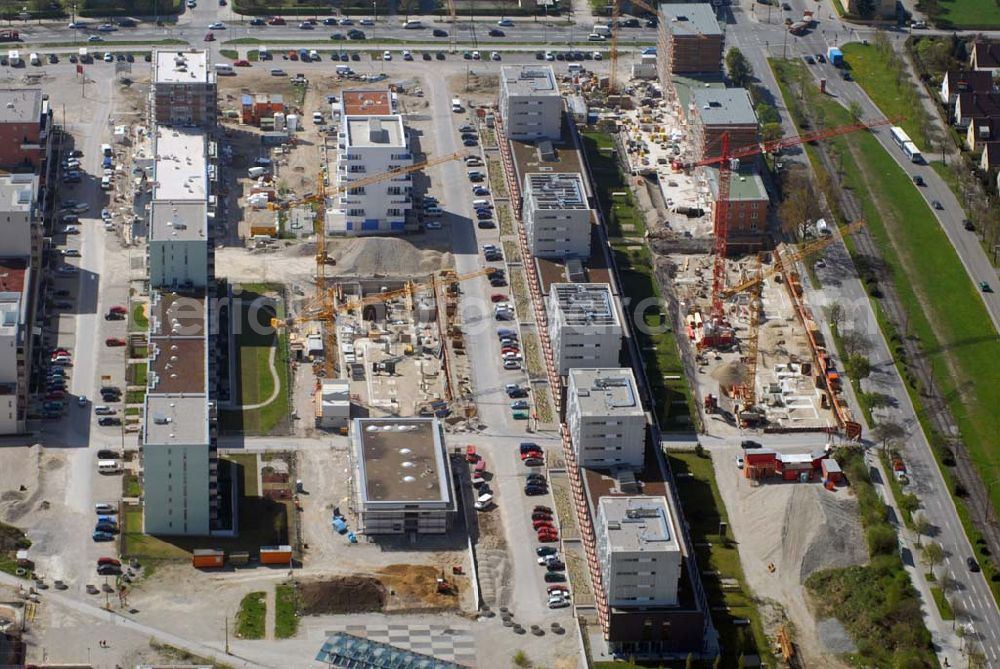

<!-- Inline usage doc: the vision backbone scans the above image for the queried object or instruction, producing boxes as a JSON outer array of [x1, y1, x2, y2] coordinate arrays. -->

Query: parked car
[[525, 486, 548, 496], [92, 531, 114, 542], [534, 505, 553, 514], [546, 560, 566, 571], [94, 522, 118, 534], [536, 546, 557, 556], [544, 572, 567, 583], [932, 200, 943, 210], [98, 416, 121, 426], [105, 337, 127, 347]]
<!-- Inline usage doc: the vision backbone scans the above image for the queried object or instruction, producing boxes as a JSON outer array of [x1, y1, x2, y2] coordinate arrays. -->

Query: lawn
[[221, 286, 290, 435], [0, 522, 31, 579], [224, 452, 260, 498], [235, 591, 266, 640], [932, 0, 1000, 28], [130, 363, 147, 386], [581, 131, 695, 431], [931, 586, 955, 620], [123, 473, 142, 498], [839, 43, 930, 150], [219, 49, 238, 61], [772, 56, 1000, 602], [274, 584, 299, 639], [667, 451, 774, 666], [131, 303, 148, 332]]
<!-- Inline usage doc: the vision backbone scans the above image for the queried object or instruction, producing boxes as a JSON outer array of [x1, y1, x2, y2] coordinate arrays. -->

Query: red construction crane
[[677, 116, 897, 348]]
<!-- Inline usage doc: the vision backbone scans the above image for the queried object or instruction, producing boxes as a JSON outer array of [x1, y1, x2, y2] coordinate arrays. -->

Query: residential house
[[940, 70, 993, 107], [969, 40, 1000, 73], [953, 92, 1000, 128]]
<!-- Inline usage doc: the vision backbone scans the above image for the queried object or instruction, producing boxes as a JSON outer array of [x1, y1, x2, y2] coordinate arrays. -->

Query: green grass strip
[[235, 591, 266, 639], [274, 584, 299, 639]]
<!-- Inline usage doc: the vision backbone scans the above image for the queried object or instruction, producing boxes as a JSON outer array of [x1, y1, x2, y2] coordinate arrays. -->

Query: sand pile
[[331, 238, 453, 276], [741, 484, 866, 585], [297, 576, 388, 615]]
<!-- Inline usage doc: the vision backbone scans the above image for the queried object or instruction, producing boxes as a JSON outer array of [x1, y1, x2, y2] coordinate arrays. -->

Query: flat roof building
[[148, 201, 210, 288], [689, 88, 759, 160], [499, 65, 563, 141], [151, 50, 218, 126], [523, 173, 593, 259], [657, 4, 724, 79], [0, 173, 40, 261], [547, 283, 623, 375], [596, 496, 683, 608], [339, 89, 394, 116], [0, 259, 32, 435], [704, 162, 769, 240], [0, 88, 53, 171], [353, 417, 456, 535], [151, 128, 209, 202], [328, 115, 413, 236], [567, 368, 646, 468]]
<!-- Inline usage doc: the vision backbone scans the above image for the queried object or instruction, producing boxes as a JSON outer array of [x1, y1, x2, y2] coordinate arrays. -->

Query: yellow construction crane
[[446, 0, 457, 50], [720, 221, 862, 418]]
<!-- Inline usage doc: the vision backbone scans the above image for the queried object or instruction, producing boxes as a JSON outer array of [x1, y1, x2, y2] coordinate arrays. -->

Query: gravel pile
[[816, 616, 858, 655], [780, 485, 867, 584], [331, 237, 453, 277]]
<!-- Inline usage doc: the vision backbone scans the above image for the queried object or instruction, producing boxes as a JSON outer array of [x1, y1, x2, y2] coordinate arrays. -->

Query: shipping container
[[192, 549, 225, 568], [260, 545, 293, 565], [229, 551, 250, 566]]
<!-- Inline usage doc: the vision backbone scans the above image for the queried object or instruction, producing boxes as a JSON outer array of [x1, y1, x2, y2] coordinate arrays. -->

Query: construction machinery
[[673, 118, 895, 350], [720, 221, 863, 423]]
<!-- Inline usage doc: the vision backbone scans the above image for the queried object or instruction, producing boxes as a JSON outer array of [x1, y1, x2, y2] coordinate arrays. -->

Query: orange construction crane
[[679, 117, 895, 349], [721, 221, 862, 420]]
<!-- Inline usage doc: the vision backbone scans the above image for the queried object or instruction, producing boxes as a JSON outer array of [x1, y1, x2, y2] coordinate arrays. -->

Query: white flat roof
[[149, 200, 207, 242], [570, 368, 644, 418], [551, 283, 620, 327], [0, 173, 37, 214], [154, 50, 210, 84], [144, 395, 209, 446], [600, 496, 680, 553], [152, 128, 207, 201], [344, 115, 406, 148]]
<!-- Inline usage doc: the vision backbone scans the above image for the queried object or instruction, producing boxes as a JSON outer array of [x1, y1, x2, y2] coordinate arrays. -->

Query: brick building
[[0, 88, 53, 171], [688, 88, 758, 161]]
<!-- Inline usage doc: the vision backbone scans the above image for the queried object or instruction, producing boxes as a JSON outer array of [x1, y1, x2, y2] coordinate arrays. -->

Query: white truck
[[592, 23, 612, 36], [8, 50, 19, 66]]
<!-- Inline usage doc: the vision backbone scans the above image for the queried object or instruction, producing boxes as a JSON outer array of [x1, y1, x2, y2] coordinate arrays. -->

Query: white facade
[[499, 65, 563, 140], [523, 173, 592, 259], [0, 174, 37, 259], [319, 379, 350, 429], [547, 283, 623, 375], [142, 436, 212, 535], [148, 201, 210, 288], [567, 368, 646, 468], [328, 115, 413, 235], [596, 496, 683, 608]]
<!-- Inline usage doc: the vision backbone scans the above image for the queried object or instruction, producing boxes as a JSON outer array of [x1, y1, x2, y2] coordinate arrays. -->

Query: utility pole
[[225, 614, 230, 653]]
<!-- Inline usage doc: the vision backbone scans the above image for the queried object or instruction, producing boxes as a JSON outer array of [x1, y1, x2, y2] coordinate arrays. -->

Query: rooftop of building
[[354, 418, 450, 504], [154, 50, 211, 85], [704, 162, 768, 201], [144, 394, 209, 446], [341, 89, 392, 115], [150, 290, 207, 338], [599, 496, 680, 553], [550, 282, 620, 327], [569, 368, 645, 418], [0, 88, 42, 124], [152, 128, 207, 202], [501, 65, 559, 97], [0, 259, 27, 336], [147, 290, 206, 395], [0, 173, 36, 213], [972, 39, 1000, 69], [944, 69, 994, 94], [659, 3, 723, 37], [672, 74, 726, 113], [344, 115, 406, 148], [524, 172, 589, 209], [957, 91, 1000, 117], [691, 88, 757, 127], [149, 200, 207, 242]]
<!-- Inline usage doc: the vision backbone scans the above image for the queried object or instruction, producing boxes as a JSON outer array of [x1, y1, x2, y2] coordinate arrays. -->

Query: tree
[[841, 330, 871, 357], [848, 100, 864, 123], [725, 48, 753, 88], [761, 123, 784, 143], [779, 170, 823, 239], [855, 0, 877, 19], [861, 391, 894, 409], [512, 651, 531, 668], [756, 102, 780, 126], [871, 421, 906, 451], [845, 353, 872, 380], [899, 492, 920, 517], [825, 302, 845, 330], [914, 512, 933, 546], [922, 541, 945, 575]]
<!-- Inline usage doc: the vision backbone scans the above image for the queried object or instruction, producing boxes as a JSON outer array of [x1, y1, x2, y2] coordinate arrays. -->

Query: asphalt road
[[724, 1, 1000, 658]]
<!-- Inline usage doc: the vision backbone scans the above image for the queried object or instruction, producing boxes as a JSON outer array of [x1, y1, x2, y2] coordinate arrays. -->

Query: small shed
[[821, 459, 843, 484]]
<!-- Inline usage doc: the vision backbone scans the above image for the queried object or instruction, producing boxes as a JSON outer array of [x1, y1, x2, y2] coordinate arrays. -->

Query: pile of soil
[[377, 564, 461, 611], [297, 576, 387, 615], [331, 238, 454, 277]]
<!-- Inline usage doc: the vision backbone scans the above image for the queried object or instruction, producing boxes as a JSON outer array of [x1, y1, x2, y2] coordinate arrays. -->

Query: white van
[[29, 52, 39, 66], [8, 50, 19, 66], [214, 63, 234, 75], [472, 199, 492, 209], [816, 218, 831, 236], [402, 19, 423, 29], [247, 166, 268, 178], [97, 460, 121, 474], [335, 65, 352, 75], [474, 493, 493, 511], [592, 23, 611, 36], [451, 98, 463, 112], [568, 63, 582, 74], [308, 49, 319, 61]]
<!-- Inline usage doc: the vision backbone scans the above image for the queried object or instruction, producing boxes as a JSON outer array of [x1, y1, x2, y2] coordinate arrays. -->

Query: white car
[[103, 52, 113, 62], [497, 18, 514, 27], [490, 51, 501, 61], [425, 221, 442, 230], [97, 23, 116, 31], [503, 359, 521, 370], [735, 455, 744, 469], [544, 50, 554, 61], [472, 50, 481, 60], [208, 21, 225, 30], [382, 50, 392, 61], [186, 0, 196, 6], [64, 225, 80, 234], [538, 554, 559, 565], [592, 51, 603, 60]]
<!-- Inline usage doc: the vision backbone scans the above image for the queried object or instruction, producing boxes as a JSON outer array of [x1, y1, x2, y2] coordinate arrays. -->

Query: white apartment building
[[523, 173, 592, 259], [0, 174, 39, 261], [328, 115, 413, 235], [149, 200, 210, 289], [596, 496, 683, 608], [0, 260, 31, 434], [567, 368, 646, 468], [151, 50, 218, 127], [547, 283, 623, 375], [499, 65, 563, 140], [142, 290, 214, 535]]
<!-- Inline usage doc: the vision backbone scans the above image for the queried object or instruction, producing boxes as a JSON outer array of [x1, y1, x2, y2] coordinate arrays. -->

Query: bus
[[889, 126, 923, 163]]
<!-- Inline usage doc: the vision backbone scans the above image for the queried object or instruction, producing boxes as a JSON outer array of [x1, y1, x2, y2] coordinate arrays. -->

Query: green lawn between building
[[771, 56, 1000, 603], [932, 0, 1000, 29]]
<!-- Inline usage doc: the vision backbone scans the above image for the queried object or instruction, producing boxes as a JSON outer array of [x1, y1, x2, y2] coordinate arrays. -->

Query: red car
[[50, 348, 71, 357], [45, 391, 65, 400], [204, 32, 215, 41], [97, 557, 120, 567], [501, 347, 520, 355], [268, 16, 286, 24], [537, 531, 559, 542], [234, 59, 251, 66], [491, 293, 507, 303], [108, 305, 127, 315], [533, 520, 554, 530], [105, 337, 127, 347], [520, 451, 543, 461]]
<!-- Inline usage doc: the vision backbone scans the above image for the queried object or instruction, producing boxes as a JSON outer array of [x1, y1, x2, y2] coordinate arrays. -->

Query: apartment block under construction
[[656, 3, 724, 79]]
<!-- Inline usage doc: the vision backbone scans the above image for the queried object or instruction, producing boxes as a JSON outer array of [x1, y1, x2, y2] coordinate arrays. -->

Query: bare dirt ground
[[712, 445, 865, 668]]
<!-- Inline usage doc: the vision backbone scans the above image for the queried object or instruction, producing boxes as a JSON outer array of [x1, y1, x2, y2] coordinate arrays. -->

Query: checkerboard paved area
[[332, 622, 478, 667]]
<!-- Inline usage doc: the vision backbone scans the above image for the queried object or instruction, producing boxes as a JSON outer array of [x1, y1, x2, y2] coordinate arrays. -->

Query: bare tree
[[779, 170, 823, 239], [825, 302, 845, 330], [914, 512, 933, 547], [871, 421, 906, 451], [841, 330, 872, 356], [922, 540, 945, 576]]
